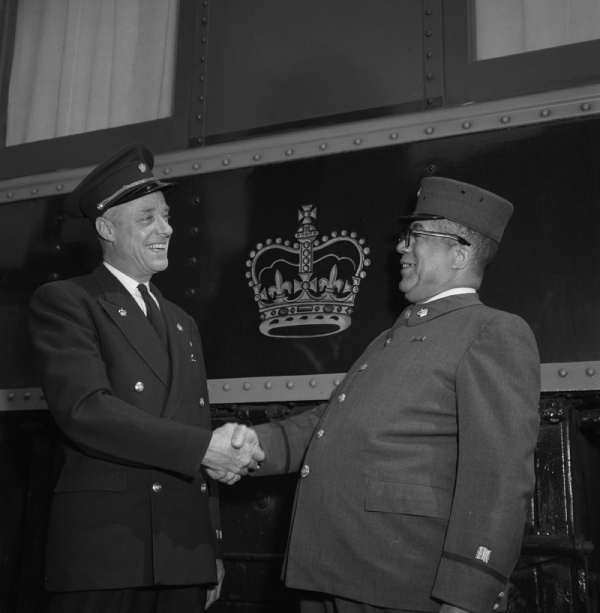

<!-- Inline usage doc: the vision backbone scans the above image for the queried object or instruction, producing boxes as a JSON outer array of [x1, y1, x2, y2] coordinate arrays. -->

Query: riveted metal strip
[[2, 362, 600, 412], [2, 84, 600, 204], [423, 0, 444, 110], [540, 361, 600, 393], [188, 0, 210, 148]]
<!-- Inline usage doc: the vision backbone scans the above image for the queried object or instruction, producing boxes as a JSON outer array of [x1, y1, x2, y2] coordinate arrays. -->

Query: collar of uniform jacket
[[403, 293, 482, 327]]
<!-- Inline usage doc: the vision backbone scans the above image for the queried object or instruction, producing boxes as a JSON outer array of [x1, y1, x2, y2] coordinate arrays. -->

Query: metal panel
[[202, 0, 426, 143]]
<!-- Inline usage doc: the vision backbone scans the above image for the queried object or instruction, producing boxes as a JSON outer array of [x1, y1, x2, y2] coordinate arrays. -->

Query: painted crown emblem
[[246, 205, 370, 338]]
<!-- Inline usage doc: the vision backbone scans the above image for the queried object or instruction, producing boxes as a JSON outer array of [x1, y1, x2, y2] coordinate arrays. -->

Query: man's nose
[[158, 216, 173, 235], [396, 239, 409, 254]]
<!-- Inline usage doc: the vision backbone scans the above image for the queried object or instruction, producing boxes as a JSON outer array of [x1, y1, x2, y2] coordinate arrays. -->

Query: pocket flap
[[54, 468, 127, 493], [365, 479, 452, 519]]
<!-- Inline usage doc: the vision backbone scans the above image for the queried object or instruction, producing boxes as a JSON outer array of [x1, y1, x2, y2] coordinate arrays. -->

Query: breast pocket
[[365, 479, 452, 519], [54, 467, 127, 493]]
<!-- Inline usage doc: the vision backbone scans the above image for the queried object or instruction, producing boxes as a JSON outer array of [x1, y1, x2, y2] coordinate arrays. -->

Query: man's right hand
[[202, 423, 264, 483]]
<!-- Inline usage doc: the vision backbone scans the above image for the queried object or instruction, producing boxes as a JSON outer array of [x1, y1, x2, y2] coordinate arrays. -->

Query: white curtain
[[6, 0, 178, 146], [474, 0, 600, 60]]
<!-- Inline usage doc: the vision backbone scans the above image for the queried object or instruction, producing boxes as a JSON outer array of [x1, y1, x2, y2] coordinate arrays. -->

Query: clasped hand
[[202, 423, 263, 485]]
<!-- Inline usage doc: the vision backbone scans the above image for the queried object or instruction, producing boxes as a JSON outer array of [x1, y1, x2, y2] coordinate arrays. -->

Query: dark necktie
[[137, 284, 168, 348]]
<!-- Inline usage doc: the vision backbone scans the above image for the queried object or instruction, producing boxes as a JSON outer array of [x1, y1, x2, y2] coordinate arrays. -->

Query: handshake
[[202, 423, 264, 485]]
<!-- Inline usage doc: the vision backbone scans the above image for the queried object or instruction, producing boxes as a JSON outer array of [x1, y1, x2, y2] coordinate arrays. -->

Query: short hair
[[435, 219, 499, 275]]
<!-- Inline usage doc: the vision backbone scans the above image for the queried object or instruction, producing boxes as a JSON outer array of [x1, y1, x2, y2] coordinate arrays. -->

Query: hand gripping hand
[[203, 423, 264, 484]]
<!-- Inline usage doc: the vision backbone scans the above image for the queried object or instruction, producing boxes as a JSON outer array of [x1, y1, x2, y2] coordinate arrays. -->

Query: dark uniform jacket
[[255, 294, 540, 613], [29, 264, 220, 592]]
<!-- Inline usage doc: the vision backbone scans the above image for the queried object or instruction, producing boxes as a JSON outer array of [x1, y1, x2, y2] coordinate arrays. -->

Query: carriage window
[[472, 0, 600, 60], [1, 0, 178, 147]]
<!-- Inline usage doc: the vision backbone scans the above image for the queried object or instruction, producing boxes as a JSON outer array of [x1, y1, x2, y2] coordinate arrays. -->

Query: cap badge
[[138, 162, 147, 173], [118, 308, 127, 316], [417, 308, 428, 317]]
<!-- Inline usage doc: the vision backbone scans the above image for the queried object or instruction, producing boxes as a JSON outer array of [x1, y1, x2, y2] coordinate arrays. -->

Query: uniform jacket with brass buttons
[[29, 264, 220, 592], [254, 294, 540, 613]]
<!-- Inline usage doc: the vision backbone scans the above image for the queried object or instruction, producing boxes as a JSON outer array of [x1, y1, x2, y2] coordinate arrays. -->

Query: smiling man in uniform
[[233, 177, 541, 613], [29, 143, 263, 613]]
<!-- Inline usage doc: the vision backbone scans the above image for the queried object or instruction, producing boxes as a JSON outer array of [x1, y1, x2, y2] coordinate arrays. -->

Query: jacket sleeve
[[253, 403, 327, 475], [29, 281, 212, 479], [431, 313, 540, 613]]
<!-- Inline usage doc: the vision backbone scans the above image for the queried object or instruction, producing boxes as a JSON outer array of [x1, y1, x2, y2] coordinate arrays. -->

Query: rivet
[[425, 8, 432, 15], [333, 379, 341, 387], [319, 143, 327, 150], [586, 367, 596, 377], [285, 149, 294, 156], [50, 273, 58, 280], [462, 121, 471, 129], [189, 257, 197, 265], [222, 158, 230, 166], [354, 138, 362, 145], [390, 132, 398, 140], [202, 17, 208, 24], [163, 168, 171, 175], [223, 383, 230, 391], [264, 381, 272, 389], [56, 184, 64, 191], [24, 392, 31, 400], [253, 154, 261, 161], [540, 109, 551, 118], [426, 98, 434, 106], [426, 72, 433, 80], [201, 37, 207, 43], [201, 56, 206, 62], [425, 30, 432, 37], [581, 102, 592, 112], [192, 163, 200, 170], [424, 126, 434, 135], [500, 115, 510, 124], [196, 138, 203, 145], [187, 288, 196, 297], [31, 188, 38, 194], [194, 197, 201, 204], [558, 368, 568, 378], [54, 244, 61, 251], [8, 393, 14, 400], [243, 382, 251, 390], [286, 381, 294, 389], [426, 52, 433, 59], [6, 192, 13, 198], [190, 227, 199, 235], [196, 114, 203, 120], [309, 379, 317, 388]]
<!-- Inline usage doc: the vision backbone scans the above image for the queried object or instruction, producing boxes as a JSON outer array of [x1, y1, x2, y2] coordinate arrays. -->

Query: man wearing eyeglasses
[[234, 177, 540, 613]]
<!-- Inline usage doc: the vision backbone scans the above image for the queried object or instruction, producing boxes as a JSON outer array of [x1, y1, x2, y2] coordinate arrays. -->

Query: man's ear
[[452, 245, 472, 270], [95, 216, 114, 242]]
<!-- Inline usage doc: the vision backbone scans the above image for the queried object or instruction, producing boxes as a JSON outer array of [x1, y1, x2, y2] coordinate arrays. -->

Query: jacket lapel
[[92, 266, 170, 387]]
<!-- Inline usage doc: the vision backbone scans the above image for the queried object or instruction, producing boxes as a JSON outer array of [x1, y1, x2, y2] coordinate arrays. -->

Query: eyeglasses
[[399, 228, 471, 248]]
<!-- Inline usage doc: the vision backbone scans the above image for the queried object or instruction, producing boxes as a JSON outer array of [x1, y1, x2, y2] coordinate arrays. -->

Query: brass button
[[300, 465, 310, 478], [152, 483, 162, 493], [316, 429, 325, 439], [134, 382, 144, 392], [200, 483, 208, 494], [358, 363, 367, 371], [338, 393, 346, 403], [199, 397, 205, 407], [385, 338, 391, 345]]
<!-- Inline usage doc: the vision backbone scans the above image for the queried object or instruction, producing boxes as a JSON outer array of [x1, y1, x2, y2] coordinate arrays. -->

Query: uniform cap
[[397, 177, 514, 243], [64, 142, 177, 221]]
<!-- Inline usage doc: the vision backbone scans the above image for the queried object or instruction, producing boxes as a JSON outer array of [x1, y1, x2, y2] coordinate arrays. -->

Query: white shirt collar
[[103, 262, 146, 297], [421, 287, 476, 304]]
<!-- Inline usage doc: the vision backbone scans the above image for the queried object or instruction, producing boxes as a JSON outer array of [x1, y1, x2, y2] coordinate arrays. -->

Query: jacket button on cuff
[[152, 482, 162, 493], [135, 382, 144, 392], [300, 465, 310, 478]]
